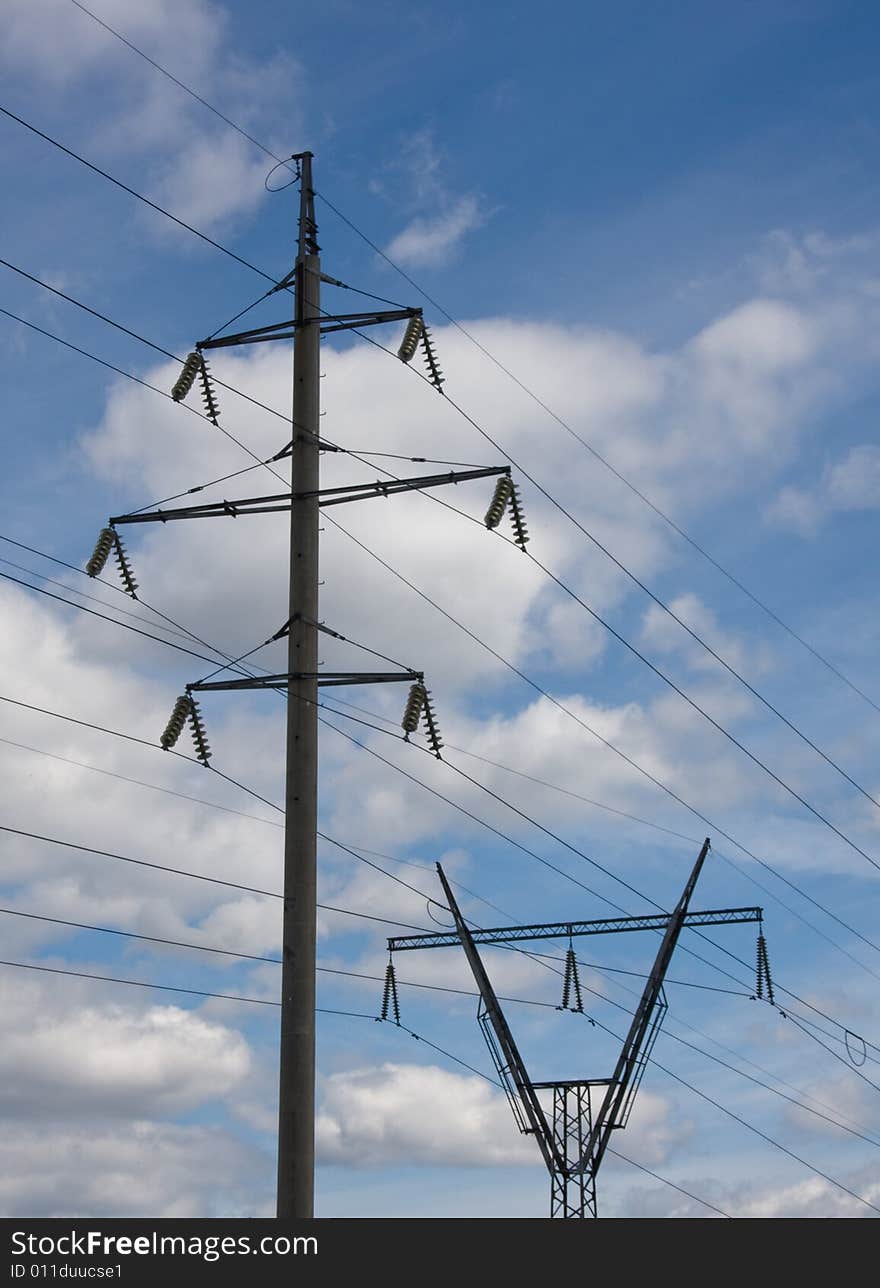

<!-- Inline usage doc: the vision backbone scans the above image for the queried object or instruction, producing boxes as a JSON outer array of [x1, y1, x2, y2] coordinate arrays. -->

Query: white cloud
[[767, 443, 880, 535], [0, 1121, 268, 1217], [0, 974, 250, 1118], [385, 196, 488, 268], [1, 0, 302, 236]]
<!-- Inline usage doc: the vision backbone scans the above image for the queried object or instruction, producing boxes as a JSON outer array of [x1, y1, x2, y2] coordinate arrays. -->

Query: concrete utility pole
[[98, 150, 515, 1222], [277, 152, 320, 1221]]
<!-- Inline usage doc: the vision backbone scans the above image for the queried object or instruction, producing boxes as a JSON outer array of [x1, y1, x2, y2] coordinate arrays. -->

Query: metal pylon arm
[[435, 864, 565, 1177], [109, 467, 509, 527], [574, 838, 712, 1177], [197, 308, 420, 351], [387, 902, 762, 952]]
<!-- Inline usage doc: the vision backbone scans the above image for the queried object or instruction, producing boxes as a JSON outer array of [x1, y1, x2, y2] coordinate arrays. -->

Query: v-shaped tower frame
[[390, 840, 764, 1217]]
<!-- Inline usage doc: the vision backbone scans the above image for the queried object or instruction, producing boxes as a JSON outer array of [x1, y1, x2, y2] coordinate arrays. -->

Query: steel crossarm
[[188, 670, 421, 693], [387, 902, 761, 953], [110, 467, 510, 527]]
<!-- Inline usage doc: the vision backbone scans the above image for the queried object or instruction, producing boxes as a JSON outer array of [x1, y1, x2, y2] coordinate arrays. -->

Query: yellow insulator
[[171, 352, 201, 401], [85, 528, 115, 578], [397, 315, 424, 364], [160, 695, 192, 750], [484, 476, 512, 529], [401, 682, 426, 735]]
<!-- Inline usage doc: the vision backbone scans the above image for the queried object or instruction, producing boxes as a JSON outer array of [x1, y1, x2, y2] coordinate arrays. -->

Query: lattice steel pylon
[[416, 842, 763, 1217]]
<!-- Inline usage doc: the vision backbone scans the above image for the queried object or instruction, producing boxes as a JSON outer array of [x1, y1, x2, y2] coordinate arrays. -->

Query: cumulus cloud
[[385, 196, 488, 268], [0, 1121, 269, 1217], [1, 0, 302, 235], [317, 1062, 687, 1170], [767, 444, 880, 536], [381, 131, 489, 267]]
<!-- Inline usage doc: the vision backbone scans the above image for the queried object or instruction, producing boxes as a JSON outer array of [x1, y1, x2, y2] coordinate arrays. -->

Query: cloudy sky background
[[1, 0, 880, 1217]]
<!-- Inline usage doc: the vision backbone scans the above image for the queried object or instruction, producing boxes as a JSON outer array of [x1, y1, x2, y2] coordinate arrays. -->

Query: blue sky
[[1, 0, 879, 1218]]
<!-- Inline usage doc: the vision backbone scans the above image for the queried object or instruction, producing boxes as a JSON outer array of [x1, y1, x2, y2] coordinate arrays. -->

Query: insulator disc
[[397, 315, 424, 364], [85, 528, 115, 578], [171, 352, 201, 401]]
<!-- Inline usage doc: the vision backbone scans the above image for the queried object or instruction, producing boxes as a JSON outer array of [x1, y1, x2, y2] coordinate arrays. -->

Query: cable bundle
[[401, 681, 443, 757], [484, 475, 529, 549], [171, 351, 201, 401], [397, 314, 424, 363]]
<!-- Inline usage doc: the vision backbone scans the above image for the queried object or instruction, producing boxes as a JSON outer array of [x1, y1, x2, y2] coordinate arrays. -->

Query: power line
[[62, 0, 876, 721], [312, 192, 880, 719], [6, 270, 876, 972], [0, 106, 282, 285], [6, 85, 876, 985], [7, 109, 875, 859], [4, 900, 877, 1147], [344, 319, 880, 875], [3, 512, 876, 1014]]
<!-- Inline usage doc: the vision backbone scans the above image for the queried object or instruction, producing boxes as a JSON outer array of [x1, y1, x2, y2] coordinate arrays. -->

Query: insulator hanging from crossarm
[[187, 696, 212, 766], [484, 475, 513, 529], [113, 531, 138, 598], [401, 681, 443, 757], [420, 324, 444, 391], [171, 351, 201, 402], [378, 959, 401, 1025], [397, 314, 424, 363], [85, 527, 115, 578], [401, 682, 426, 736], [85, 526, 139, 597], [508, 481, 529, 550], [421, 688, 443, 758], [484, 474, 529, 550], [755, 924, 774, 1005], [558, 944, 584, 1013], [197, 352, 221, 425], [160, 695, 192, 750]]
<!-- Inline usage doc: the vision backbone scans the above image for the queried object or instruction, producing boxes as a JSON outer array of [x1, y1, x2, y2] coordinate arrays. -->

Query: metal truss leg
[[550, 1083, 598, 1218]]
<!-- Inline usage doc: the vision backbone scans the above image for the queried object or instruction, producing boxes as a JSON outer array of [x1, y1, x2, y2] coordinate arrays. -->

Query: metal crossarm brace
[[436, 864, 565, 1177], [188, 671, 421, 693], [387, 902, 762, 952], [198, 308, 420, 351], [109, 467, 510, 528]]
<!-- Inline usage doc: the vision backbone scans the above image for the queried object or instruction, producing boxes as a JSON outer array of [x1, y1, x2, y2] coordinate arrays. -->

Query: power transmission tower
[[388, 841, 766, 1217], [86, 152, 529, 1219]]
